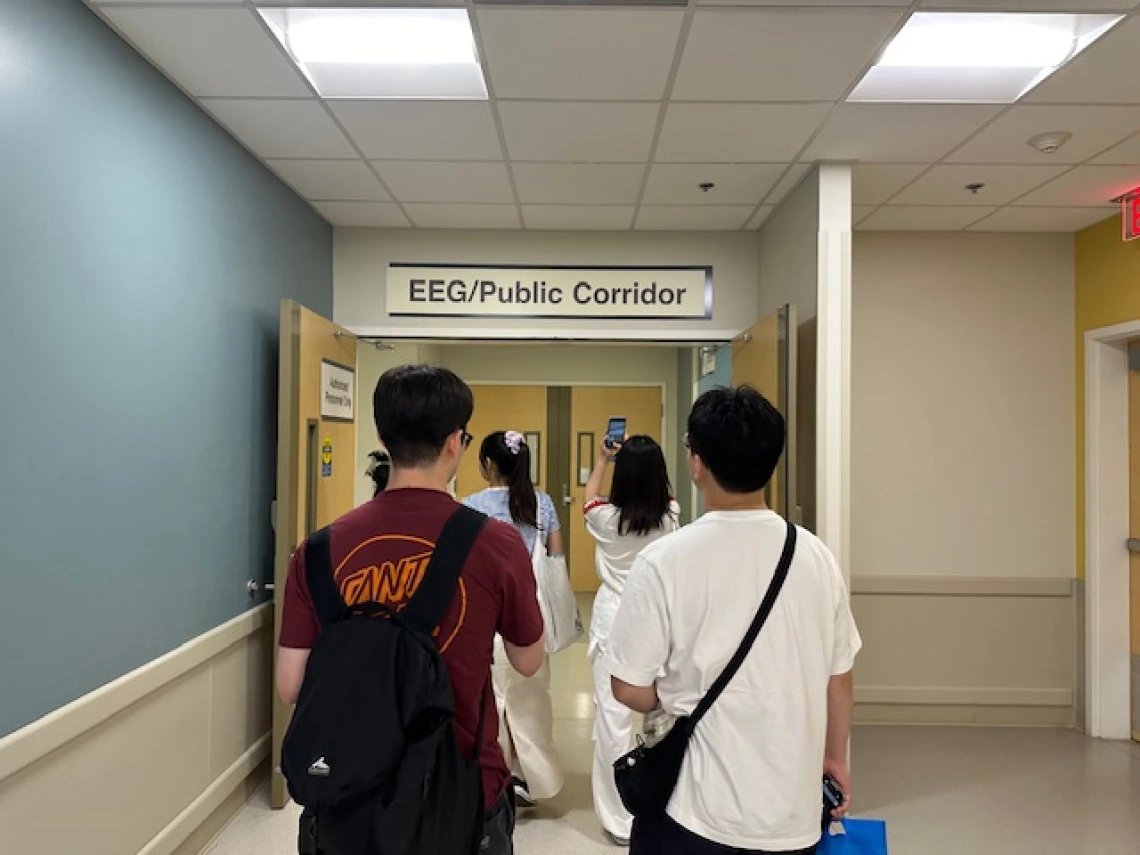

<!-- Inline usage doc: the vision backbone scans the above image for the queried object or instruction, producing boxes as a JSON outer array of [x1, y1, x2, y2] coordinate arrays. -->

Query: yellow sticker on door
[[321, 437, 333, 478]]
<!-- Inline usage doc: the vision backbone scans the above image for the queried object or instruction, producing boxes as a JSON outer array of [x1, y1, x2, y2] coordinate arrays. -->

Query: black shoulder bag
[[613, 520, 798, 820]]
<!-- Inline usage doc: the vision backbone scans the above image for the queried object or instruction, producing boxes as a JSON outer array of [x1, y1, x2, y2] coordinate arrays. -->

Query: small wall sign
[[320, 360, 354, 422]]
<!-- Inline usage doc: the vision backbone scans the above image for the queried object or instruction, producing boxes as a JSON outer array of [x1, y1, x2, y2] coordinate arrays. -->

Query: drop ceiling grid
[[86, 0, 1140, 231]]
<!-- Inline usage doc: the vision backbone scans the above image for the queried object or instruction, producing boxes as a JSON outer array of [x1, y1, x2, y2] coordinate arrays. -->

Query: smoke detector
[[1027, 131, 1073, 155]]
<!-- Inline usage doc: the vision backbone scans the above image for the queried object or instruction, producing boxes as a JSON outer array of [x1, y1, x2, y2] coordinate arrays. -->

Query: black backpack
[[282, 506, 490, 855]]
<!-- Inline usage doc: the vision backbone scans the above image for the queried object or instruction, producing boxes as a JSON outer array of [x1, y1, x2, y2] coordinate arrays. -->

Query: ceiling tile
[[636, 206, 755, 230], [746, 206, 777, 229], [200, 99, 356, 159], [860, 206, 995, 230], [656, 104, 831, 163], [704, 0, 910, 5], [512, 164, 645, 204], [1015, 165, 1140, 207], [100, 7, 309, 97], [499, 102, 660, 162], [1092, 131, 1140, 165], [638, 206, 752, 231], [404, 204, 521, 230], [477, 9, 683, 100], [313, 202, 410, 228], [923, 0, 1134, 7], [642, 164, 786, 205], [330, 102, 503, 161], [853, 206, 878, 225], [672, 9, 902, 102], [947, 105, 1140, 165], [96, 0, 244, 4], [523, 206, 636, 231], [892, 164, 1070, 207], [803, 104, 1002, 162], [1025, 17, 1140, 104], [967, 207, 1117, 233], [853, 164, 926, 205], [374, 162, 514, 204], [266, 159, 388, 202]]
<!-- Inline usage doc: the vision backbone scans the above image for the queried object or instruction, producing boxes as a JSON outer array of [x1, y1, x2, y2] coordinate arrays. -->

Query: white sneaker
[[512, 776, 536, 808]]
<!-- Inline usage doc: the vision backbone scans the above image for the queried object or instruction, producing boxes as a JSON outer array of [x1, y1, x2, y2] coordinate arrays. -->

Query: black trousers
[[631, 812, 817, 855], [298, 790, 516, 855]]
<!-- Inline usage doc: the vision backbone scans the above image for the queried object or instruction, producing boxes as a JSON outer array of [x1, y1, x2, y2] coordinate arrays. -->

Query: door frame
[[1084, 317, 1138, 739]]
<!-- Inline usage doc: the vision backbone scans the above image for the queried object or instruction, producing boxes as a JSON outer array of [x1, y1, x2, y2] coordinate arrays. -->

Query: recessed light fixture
[[849, 13, 1122, 104], [258, 8, 487, 100]]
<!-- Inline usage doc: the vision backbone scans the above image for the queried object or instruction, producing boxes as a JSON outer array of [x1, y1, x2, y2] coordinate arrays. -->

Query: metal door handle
[[1127, 538, 1140, 554], [562, 483, 573, 506]]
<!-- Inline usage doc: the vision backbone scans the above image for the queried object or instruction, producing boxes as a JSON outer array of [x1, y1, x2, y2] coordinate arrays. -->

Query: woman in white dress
[[583, 434, 679, 846], [463, 430, 565, 807]]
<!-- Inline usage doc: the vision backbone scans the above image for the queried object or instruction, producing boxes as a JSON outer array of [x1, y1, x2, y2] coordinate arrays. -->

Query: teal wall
[[0, 0, 333, 735]]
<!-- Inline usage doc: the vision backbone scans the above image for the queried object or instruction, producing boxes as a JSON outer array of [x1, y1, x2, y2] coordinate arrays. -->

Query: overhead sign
[[1124, 193, 1140, 242], [386, 263, 712, 320], [320, 360, 354, 422]]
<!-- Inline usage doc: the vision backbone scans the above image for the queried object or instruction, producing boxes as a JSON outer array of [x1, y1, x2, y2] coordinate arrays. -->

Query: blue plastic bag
[[817, 818, 889, 855]]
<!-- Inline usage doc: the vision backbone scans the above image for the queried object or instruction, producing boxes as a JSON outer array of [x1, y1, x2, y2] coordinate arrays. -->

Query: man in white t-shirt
[[605, 386, 862, 854]]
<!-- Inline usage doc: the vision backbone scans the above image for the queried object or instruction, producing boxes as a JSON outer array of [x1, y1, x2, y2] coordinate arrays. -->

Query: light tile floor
[[208, 599, 1140, 855]]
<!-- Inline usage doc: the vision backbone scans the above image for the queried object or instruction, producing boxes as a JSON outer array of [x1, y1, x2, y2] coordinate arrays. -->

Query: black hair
[[687, 386, 784, 494], [373, 365, 474, 469], [366, 449, 390, 497], [480, 431, 537, 529], [610, 435, 672, 536]]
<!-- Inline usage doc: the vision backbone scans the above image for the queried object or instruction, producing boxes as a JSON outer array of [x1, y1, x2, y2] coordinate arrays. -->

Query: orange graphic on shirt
[[333, 534, 467, 653]]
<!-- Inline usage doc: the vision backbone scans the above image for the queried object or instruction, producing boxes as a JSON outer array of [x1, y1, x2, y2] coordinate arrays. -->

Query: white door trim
[[1085, 317, 1137, 739]]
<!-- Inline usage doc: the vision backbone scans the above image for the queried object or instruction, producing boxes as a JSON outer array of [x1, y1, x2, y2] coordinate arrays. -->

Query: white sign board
[[386, 264, 712, 320], [320, 360, 354, 422]]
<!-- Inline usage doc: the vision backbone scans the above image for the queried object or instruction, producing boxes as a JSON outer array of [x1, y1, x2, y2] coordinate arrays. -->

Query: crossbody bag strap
[[305, 527, 348, 627], [690, 520, 798, 727], [402, 505, 489, 634]]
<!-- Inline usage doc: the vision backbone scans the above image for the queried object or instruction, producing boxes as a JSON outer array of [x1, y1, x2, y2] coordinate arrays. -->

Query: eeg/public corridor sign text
[[386, 263, 712, 320]]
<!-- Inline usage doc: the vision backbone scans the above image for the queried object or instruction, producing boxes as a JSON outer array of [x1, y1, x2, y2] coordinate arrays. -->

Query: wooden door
[[1130, 341, 1140, 742], [732, 305, 795, 518], [455, 385, 548, 501], [271, 301, 358, 808], [568, 386, 663, 592]]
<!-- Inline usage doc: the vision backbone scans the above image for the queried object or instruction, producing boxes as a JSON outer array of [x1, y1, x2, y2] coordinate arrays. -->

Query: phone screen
[[606, 417, 626, 447]]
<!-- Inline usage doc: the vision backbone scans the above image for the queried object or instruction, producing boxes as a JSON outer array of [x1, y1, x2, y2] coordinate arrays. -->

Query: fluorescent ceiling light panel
[[258, 8, 487, 100], [849, 13, 1121, 104]]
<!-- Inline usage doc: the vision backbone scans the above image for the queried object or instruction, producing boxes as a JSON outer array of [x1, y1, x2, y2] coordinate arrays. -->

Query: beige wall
[[0, 607, 272, 855], [758, 169, 821, 530], [432, 342, 683, 492], [851, 232, 1076, 580], [849, 231, 1077, 726], [333, 228, 759, 340]]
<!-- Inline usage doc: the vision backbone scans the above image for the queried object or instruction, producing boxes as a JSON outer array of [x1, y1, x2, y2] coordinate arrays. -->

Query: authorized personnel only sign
[[386, 264, 712, 320]]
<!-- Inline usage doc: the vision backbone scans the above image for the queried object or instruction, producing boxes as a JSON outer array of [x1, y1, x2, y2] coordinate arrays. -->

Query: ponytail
[[479, 431, 538, 529]]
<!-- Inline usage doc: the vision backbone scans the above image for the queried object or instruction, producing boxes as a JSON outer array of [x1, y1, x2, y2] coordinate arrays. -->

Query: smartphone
[[605, 417, 627, 449], [823, 774, 845, 818]]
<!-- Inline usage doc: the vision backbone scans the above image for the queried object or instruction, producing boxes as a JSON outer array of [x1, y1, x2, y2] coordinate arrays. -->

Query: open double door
[[271, 301, 359, 807]]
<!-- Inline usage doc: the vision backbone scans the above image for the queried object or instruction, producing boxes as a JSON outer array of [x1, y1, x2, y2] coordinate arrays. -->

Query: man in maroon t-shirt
[[277, 365, 544, 855]]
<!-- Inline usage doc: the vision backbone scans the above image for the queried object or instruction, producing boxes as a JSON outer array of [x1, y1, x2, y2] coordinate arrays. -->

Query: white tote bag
[[532, 537, 583, 655]]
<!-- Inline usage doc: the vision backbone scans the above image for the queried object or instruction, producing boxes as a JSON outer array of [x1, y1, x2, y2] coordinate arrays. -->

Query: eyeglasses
[[683, 432, 691, 450], [460, 429, 473, 448]]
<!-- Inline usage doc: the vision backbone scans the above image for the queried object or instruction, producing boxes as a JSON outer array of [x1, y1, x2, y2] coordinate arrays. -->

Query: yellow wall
[[1075, 215, 1140, 577]]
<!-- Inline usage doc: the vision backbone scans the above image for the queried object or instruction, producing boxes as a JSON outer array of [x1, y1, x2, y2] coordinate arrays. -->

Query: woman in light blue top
[[463, 430, 564, 806]]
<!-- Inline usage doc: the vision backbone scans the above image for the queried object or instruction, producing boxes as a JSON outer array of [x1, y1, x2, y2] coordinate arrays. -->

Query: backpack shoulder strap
[[304, 526, 347, 628], [402, 505, 489, 633], [691, 520, 798, 726]]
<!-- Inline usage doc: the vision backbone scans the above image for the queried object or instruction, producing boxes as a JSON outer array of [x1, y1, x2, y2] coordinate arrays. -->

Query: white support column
[[815, 163, 853, 577]]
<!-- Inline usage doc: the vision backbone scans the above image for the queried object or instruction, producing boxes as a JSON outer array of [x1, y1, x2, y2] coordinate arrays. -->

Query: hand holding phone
[[822, 772, 849, 825], [604, 417, 627, 451]]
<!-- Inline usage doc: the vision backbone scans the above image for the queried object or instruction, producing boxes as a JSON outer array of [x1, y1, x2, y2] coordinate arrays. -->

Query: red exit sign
[[1125, 193, 1140, 242]]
